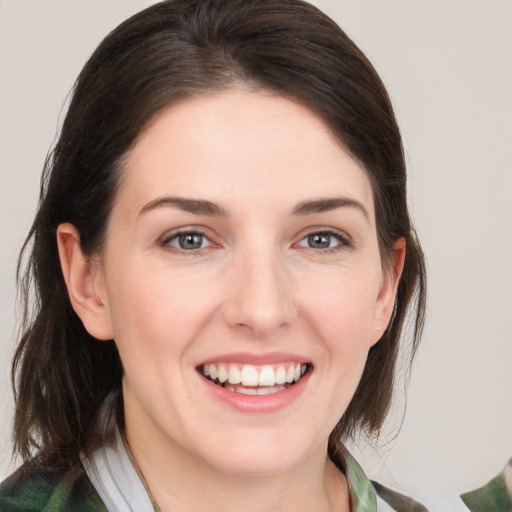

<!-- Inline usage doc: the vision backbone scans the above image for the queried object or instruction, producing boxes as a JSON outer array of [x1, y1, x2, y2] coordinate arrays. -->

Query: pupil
[[179, 233, 202, 249], [309, 233, 330, 248]]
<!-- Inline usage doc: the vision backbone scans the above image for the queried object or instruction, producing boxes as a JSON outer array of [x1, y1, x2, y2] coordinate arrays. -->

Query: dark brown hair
[[13, 0, 426, 466]]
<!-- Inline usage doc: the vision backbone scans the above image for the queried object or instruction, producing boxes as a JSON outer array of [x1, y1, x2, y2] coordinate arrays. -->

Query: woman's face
[[88, 90, 401, 476]]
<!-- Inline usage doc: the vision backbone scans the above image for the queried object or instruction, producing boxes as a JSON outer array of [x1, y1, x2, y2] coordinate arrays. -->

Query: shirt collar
[[331, 447, 378, 512]]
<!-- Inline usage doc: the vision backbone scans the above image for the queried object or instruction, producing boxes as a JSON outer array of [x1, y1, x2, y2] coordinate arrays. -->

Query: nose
[[222, 249, 297, 337]]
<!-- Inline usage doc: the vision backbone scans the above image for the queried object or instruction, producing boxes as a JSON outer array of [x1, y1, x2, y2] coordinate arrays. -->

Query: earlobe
[[370, 237, 406, 346], [56, 223, 114, 341]]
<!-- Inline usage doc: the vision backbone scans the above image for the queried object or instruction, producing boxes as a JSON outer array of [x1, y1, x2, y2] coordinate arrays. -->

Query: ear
[[57, 223, 114, 341], [370, 237, 406, 346]]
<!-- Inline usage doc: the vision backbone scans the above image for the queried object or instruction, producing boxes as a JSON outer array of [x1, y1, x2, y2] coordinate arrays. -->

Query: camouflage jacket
[[1, 454, 510, 511]]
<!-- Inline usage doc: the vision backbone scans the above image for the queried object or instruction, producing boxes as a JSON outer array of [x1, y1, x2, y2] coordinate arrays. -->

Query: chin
[[190, 427, 321, 477], [208, 451, 305, 478]]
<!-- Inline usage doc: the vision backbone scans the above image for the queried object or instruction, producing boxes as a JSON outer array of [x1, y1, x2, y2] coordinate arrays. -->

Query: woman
[[1, 0, 429, 510]]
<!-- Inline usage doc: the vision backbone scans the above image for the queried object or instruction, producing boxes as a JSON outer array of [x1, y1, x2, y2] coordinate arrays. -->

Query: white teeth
[[258, 365, 276, 386], [201, 362, 309, 388], [218, 364, 228, 383], [256, 386, 284, 395], [241, 365, 259, 386], [228, 365, 241, 384], [275, 366, 286, 385], [224, 385, 287, 395], [294, 363, 301, 382], [240, 387, 257, 395]]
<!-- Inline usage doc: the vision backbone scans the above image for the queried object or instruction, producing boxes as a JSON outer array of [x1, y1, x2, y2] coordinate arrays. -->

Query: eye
[[163, 231, 212, 251], [297, 231, 350, 250]]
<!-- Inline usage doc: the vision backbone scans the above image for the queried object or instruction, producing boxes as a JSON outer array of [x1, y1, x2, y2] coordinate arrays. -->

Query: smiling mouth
[[198, 362, 311, 395]]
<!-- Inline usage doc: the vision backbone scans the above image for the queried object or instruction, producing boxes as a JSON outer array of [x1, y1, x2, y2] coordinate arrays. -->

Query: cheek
[[105, 262, 220, 362], [302, 271, 379, 342], [299, 270, 379, 392], [291, 274, 379, 436], [104, 266, 205, 415]]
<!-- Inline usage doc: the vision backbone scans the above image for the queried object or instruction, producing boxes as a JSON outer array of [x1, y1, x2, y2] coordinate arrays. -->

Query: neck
[[125, 418, 349, 512]]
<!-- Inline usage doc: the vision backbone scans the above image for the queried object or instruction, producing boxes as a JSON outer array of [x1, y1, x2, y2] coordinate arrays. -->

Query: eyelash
[[159, 228, 352, 254]]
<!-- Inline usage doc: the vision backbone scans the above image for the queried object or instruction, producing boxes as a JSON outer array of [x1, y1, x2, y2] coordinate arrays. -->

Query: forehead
[[118, 90, 375, 218]]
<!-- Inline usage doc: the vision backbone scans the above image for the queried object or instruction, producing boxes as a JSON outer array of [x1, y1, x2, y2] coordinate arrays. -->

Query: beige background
[[1, 0, 511, 497]]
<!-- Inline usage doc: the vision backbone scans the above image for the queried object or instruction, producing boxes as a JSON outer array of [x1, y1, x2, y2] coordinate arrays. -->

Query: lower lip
[[199, 371, 311, 413]]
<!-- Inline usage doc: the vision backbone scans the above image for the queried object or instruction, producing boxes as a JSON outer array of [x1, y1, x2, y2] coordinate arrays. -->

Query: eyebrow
[[292, 197, 369, 221], [139, 195, 369, 221], [139, 196, 230, 217]]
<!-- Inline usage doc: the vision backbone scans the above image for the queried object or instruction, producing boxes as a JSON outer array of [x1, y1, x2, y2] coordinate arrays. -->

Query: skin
[[58, 89, 404, 511]]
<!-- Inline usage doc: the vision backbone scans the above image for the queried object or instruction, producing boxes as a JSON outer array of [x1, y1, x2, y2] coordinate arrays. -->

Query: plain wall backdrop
[[1, 0, 511, 498]]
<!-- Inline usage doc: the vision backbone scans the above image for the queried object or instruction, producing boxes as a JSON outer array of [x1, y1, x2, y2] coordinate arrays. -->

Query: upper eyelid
[[163, 231, 209, 242], [160, 226, 214, 241], [295, 227, 352, 242]]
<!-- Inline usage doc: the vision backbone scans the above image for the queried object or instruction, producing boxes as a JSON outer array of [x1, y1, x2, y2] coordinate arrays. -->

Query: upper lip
[[197, 351, 311, 367]]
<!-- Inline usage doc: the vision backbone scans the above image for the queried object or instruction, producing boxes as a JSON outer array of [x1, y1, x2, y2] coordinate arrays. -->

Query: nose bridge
[[223, 240, 296, 336]]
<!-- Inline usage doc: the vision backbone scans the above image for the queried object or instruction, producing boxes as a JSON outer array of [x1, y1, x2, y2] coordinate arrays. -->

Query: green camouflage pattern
[[0, 462, 106, 512], [345, 453, 379, 510], [2, 454, 510, 511], [461, 458, 512, 512], [0, 453, 426, 511], [344, 452, 428, 512]]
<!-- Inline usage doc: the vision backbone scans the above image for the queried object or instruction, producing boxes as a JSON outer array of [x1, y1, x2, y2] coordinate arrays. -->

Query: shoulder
[[0, 460, 107, 512]]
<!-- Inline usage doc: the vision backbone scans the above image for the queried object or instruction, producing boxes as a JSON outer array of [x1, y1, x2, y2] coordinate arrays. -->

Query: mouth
[[197, 362, 312, 396]]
